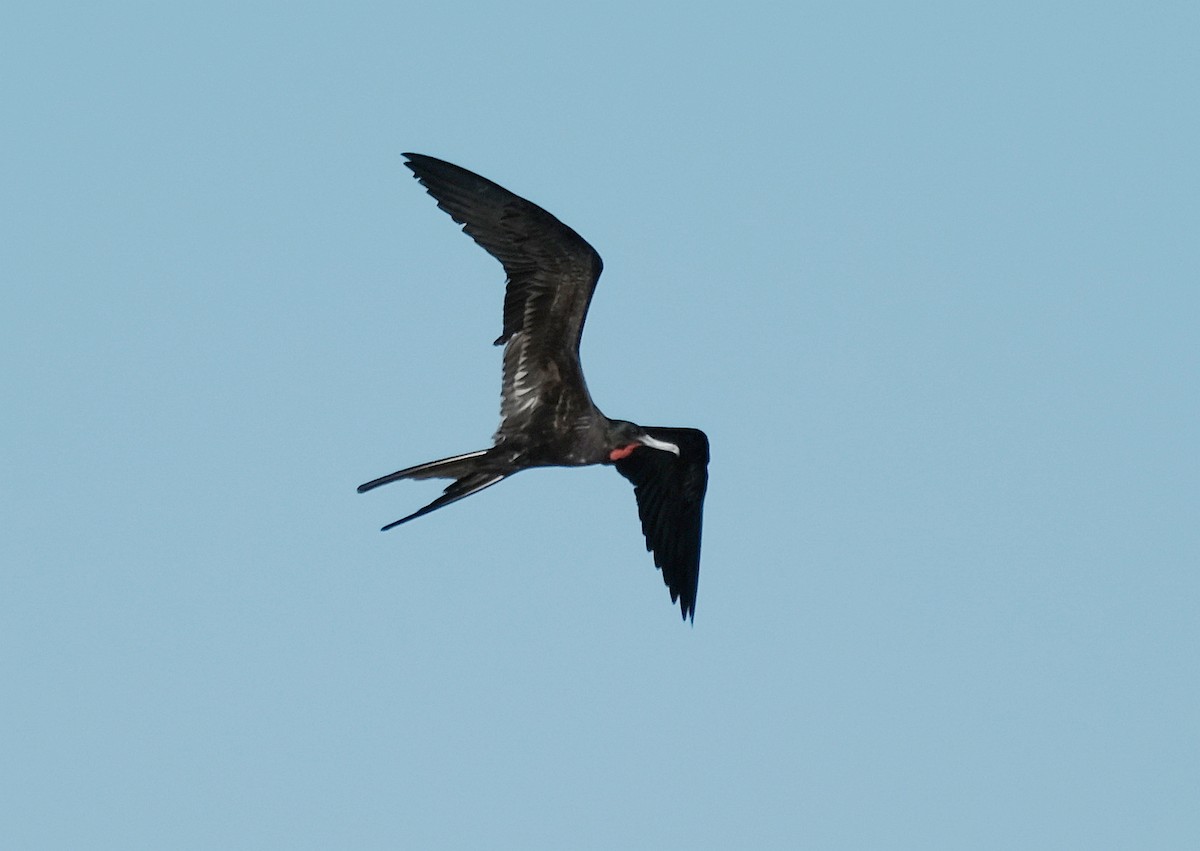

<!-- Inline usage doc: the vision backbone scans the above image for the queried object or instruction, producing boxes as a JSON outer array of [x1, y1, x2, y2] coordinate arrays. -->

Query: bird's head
[[606, 420, 681, 462]]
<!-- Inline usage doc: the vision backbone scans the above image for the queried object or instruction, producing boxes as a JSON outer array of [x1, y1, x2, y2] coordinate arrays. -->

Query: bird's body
[[359, 154, 709, 620]]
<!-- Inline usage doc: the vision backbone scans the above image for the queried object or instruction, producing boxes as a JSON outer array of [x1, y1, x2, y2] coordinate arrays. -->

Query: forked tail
[[356, 449, 510, 530]]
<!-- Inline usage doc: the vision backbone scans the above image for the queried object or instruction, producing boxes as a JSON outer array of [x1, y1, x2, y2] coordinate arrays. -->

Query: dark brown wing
[[403, 153, 603, 435], [614, 427, 710, 621]]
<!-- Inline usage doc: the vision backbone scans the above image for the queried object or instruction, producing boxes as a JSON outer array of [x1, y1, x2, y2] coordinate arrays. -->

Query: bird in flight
[[358, 154, 710, 621]]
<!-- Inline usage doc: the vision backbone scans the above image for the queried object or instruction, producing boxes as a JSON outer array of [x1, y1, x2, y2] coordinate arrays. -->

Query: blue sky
[[3, 2, 1197, 848]]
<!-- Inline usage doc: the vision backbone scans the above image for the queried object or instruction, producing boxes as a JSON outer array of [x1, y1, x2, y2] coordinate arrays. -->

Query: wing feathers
[[402, 154, 604, 438], [402, 153, 602, 348], [614, 428, 710, 621]]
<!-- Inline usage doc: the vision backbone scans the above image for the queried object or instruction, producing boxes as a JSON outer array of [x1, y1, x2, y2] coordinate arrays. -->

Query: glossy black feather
[[403, 154, 604, 445], [614, 428, 709, 621], [402, 153, 602, 350]]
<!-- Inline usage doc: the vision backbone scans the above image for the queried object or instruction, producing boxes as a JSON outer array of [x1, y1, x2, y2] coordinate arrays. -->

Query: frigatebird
[[358, 154, 710, 621]]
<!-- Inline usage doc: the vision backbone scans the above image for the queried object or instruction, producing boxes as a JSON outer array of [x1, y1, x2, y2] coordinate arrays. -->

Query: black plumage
[[358, 154, 710, 621]]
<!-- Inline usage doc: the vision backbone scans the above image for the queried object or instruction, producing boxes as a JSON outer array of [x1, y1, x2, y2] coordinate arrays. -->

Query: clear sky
[[3, 2, 1197, 848]]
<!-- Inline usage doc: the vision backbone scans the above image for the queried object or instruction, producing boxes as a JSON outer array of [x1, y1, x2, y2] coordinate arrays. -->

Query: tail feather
[[379, 471, 508, 530], [357, 449, 510, 530], [356, 449, 490, 493]]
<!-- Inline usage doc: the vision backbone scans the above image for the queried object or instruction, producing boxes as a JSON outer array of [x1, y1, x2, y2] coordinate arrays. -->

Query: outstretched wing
[[403, 153, 604, 434], [614, 428, 710, 621]]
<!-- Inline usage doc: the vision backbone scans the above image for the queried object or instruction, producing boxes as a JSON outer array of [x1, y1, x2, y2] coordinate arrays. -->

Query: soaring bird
[[358, 154, 710, 621]]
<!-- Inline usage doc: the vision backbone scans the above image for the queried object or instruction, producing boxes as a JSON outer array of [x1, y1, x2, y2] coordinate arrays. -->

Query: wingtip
[[402, 152, 443, 169], [401, 152, 430, 174]]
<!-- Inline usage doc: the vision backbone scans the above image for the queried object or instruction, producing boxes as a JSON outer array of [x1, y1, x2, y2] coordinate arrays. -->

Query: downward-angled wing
[[614, 427, 710, 621], [403, 153, 604, 434]]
